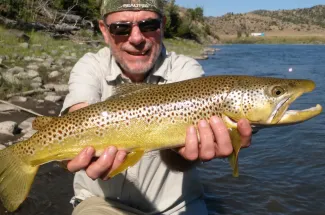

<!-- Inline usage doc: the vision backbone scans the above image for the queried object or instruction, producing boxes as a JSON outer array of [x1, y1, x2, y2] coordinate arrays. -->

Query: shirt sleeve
[[60, 53, 102, 115], [169, 53, 205, 82]]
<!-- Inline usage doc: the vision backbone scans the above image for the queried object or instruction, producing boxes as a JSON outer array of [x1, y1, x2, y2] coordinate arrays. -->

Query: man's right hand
[[66, 146, 127, 180], [67, 102, 127, 180]]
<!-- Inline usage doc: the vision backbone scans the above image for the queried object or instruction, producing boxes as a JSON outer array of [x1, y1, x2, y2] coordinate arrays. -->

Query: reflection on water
[[198, 45, 325, 214]]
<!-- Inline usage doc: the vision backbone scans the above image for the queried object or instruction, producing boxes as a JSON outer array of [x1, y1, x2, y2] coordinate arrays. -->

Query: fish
[[0, 75, 322, 212]]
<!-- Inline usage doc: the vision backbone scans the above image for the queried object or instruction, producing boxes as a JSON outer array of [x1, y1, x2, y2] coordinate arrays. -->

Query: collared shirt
[[61, 46, 206, 214]]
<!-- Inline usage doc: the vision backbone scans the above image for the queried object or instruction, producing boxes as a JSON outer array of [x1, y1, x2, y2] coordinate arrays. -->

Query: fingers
[[86, 147, 118, 180], [179, 126, 199, 161], [209, 116, 233, 157], [197, 120, 215, 161], [237, 118, 252, 148], [67, 146, 127, 181], [67, 147, 95, 173]]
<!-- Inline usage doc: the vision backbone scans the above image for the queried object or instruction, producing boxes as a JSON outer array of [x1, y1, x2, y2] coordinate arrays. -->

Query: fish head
[[222, 76, 322, 127]]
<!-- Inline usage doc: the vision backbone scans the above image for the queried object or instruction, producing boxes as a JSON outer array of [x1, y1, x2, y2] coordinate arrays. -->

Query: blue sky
[[175, 0, 325, 17]]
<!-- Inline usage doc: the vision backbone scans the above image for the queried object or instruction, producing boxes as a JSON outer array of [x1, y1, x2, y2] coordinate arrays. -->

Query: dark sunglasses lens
[[139, 19, 161, 32], [109, 23, 132, 35]]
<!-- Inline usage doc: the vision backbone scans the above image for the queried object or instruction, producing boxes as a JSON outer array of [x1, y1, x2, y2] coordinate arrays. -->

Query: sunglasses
[[105, 18, 162, 36]]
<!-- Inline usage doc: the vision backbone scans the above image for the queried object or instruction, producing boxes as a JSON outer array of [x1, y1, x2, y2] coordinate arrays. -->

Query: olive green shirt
[[61, 46, 206, 214]]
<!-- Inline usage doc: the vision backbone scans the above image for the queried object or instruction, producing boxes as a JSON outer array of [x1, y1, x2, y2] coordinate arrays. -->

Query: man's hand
[[66, 146, 127, 180], [66, 102, 127, 181], [177, 116, 252, 162]]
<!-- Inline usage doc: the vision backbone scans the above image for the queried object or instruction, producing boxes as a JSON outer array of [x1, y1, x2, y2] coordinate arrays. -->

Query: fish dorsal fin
[[109, 83, 152, 99], [32, 116, 54, 130]]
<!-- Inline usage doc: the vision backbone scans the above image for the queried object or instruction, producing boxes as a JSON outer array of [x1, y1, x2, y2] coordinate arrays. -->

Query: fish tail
[[0, 146, 39, 212]]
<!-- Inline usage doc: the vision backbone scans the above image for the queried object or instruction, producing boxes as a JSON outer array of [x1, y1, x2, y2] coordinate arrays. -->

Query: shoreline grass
[[220, 36, 325, 45]]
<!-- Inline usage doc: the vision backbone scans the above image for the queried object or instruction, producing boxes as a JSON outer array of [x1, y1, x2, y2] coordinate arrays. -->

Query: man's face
[[99, 11, 164, 81]]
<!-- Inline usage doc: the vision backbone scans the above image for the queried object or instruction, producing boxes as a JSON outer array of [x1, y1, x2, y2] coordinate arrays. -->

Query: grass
[[221, 35, 325, 44], [0, 26, 94, 62], [163, 38, 205, 57]]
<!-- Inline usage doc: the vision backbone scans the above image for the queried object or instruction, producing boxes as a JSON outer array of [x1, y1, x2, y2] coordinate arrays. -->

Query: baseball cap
[[100, 0, 164, 16]]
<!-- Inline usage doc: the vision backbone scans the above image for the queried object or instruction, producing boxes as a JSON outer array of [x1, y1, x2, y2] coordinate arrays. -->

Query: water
[[198, 45, 325, 215]]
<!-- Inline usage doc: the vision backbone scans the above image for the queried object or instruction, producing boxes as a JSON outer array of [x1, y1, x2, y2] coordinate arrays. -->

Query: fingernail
[[108, 147, 117, 155], [86, 147, 94, 156], [239, 119, 249, 127], [189, 126, 196, 133], [200, 120, 208, 127], [211, 116, 221, 124], [117, 151, 126, 162]]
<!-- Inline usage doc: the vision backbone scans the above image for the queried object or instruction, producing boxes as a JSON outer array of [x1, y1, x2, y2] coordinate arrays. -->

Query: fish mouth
[[267, 81, 322, 125]]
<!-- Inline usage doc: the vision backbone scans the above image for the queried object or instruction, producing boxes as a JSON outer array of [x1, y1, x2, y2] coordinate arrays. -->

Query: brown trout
[[0, 75, 322, 212]]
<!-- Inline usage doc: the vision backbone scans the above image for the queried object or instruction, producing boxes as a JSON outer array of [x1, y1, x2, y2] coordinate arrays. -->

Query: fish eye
[[271, 86, 285, 96]]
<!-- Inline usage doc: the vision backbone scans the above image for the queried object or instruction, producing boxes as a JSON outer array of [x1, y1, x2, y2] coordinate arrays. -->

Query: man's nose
[[128, 25, 145, 45]]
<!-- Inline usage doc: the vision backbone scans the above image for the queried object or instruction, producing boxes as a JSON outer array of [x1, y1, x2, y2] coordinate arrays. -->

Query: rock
[[21, 129, 37, 139], [56, 59, 65, 66], [19, 117, 36, 133], [37, 100, 45, 103], [7, 66, 24, 74], [44, 91, 57, 96], [44, 83, 69, 93], [51, 50, 59, 55], [15, 71, 29, 80], [27, 70, 40, 79], [26, 64, 39, 71], [62, 66, 73, 73], [30, 82, 42, 89], [48, 110, 56, 115], [32, 76, 42, 83], [64, 56, 77, 61], [24, 56, 33, 61], [48, 71, 61, 79], [14, 31, 30, 42], [2, 71, 21, 85], [19, 42, 29, 49], [0, 55, 9, 61], [33, 57, 45, 62], [11, 53, 23, 60], [9, 96, 28, 102], [193, 55, 209, 60], [31, 44, 42, 48], [45, 95, 63, 103], [0, 104, 19, 112], [0, 144, 5, 150], [42, 60, 53, 69], [0, 121, 19, 135], [203, 47, 216, 55]]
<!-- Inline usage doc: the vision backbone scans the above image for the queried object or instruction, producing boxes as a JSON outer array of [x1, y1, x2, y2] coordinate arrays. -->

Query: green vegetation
[[164, 38, 204, 57], [253, 5, 325, 28], [222, 36, 325, 44], [0, 26, 95, 62]]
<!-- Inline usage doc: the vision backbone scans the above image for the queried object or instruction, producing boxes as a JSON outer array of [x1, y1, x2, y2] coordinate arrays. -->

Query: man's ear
[[162, 15, 167, 30], [98, 20, 110, 44]]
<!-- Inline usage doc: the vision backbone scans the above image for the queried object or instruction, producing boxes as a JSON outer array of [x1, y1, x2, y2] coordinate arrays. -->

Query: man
[[60, 0, 252, 214]]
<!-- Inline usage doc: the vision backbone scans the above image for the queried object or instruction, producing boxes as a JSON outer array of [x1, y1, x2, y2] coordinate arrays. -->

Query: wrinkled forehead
[[104, 10, 161, 23]]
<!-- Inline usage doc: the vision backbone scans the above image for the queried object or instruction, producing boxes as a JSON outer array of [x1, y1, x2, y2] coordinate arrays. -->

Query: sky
[[175, 0, 325, 17]]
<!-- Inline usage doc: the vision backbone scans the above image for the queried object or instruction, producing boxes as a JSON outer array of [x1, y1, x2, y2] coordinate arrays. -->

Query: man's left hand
[[177, 116, 252, 162]]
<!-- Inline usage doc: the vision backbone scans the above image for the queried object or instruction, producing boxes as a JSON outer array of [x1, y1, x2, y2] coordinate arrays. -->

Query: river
[[198, 44, 325, 215]]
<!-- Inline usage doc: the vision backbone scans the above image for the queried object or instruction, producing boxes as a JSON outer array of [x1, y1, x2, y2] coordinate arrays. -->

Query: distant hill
[[205, 5, 325, 37]]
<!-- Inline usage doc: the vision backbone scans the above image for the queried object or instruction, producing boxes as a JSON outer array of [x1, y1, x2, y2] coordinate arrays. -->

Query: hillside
[[206, 5, 325, 39]]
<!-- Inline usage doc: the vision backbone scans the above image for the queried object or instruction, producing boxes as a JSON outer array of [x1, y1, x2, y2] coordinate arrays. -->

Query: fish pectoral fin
[[108, 149, 145, 178], [228, 129, 242, 177], [32, 116, 55, 130]]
